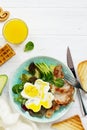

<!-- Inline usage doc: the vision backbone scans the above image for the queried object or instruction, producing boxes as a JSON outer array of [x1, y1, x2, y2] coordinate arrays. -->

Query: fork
[[64, 74, 86, 92], [64, 74, 87, 115]]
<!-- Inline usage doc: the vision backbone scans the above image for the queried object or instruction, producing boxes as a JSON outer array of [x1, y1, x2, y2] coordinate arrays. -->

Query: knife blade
[[67, 47, 77, 78], [67, 46, 87, 116]]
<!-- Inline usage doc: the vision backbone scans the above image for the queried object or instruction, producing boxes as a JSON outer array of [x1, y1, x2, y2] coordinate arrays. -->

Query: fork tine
[[64, 74, 76, 83], [64, 74, 86, 91]]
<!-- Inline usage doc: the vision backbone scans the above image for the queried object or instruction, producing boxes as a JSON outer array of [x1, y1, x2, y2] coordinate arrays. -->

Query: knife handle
[[77, 89, 87, 115]]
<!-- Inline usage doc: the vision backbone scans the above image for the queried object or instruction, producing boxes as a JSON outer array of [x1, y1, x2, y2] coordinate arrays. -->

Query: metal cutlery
[[64, 74, 86, 92], [66, 47, 87, 116]]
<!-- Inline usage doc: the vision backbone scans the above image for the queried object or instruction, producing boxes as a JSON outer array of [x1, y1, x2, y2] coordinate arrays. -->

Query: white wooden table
[[0, 1, 87, 129]]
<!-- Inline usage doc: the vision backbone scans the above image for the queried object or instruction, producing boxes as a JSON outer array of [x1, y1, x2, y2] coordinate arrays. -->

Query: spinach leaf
[[14, 94, 27, 104], [12, 84, 23, 94], [24, 41, 34, 52], [53, 78, 64, 87]]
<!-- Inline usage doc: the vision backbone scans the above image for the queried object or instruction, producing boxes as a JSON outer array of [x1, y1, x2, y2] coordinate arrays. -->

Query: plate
[[9, 56, 75, 123]]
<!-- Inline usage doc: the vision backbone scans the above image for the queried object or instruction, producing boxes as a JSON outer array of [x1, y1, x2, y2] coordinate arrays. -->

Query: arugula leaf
[[24, 41, 34, 52]]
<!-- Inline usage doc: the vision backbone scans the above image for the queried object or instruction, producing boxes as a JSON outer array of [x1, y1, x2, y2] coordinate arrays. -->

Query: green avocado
[[0, 74, 8, 95]]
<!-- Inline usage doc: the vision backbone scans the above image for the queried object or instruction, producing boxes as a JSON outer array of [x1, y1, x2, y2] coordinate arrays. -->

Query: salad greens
[[35, 63, 53, 82], [24, 41, 34, 52], [21, 74, 31, 83], [12, 62, 65, 117], [12, 84, 24, 94], [35, 63, 64, 87], [12, 84, 26, 104], [12, 62, 64, 95], [53, 78, 64, 87], [14, 94, 27, 104]]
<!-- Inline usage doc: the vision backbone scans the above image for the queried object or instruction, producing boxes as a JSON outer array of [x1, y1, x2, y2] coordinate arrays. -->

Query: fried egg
[[35, 79, 50, 92], [21, 79, 54, 112], [41, 93, 54, 109], [25, 98, 41, 112], [21, 83, 39, 99]]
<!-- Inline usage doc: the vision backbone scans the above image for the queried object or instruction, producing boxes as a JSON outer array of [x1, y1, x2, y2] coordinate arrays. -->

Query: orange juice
[[2, 18, 28, 44]]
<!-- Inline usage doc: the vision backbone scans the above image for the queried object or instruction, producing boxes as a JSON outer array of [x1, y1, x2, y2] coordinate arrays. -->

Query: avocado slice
[[0, 74, 8, 95]]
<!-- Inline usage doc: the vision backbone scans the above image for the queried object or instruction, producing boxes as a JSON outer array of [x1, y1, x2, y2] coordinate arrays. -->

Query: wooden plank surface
[[1, 0, 87, 8], [0, 8, 87, 36], [0, 1, 87, 129]]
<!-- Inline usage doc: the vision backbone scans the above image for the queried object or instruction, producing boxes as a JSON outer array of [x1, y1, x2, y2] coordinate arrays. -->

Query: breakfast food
[[52, 115, 85, 130], [2, 18, 28, 44], [0, 74, 8, 95], [12, 62, 75, 118], [0, 7, 10, 22], [0, 44, 16, 66], [77, 60, 87, 92]]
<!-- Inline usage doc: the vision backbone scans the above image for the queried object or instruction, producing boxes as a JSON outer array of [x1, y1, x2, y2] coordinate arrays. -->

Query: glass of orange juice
[[2, 18, 28, 44]]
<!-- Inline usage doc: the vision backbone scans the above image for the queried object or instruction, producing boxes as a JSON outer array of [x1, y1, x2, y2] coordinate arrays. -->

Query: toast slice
[[52, 115, 85, 130], [77, 60, 87, 92]]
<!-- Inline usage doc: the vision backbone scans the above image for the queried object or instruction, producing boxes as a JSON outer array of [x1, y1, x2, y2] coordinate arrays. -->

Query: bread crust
[[52, 115, 85, 130], [77, 60, 87, 92]]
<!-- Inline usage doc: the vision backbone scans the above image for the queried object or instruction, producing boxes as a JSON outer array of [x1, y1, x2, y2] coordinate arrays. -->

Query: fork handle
[[77, 89, 87, 115]]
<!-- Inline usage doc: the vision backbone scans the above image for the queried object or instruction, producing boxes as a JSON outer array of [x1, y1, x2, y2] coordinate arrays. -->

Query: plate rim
[[9, 56, 76, 123]]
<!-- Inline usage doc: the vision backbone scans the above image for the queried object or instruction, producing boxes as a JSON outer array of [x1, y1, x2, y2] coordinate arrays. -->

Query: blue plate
[[9, 56, 75, 123]]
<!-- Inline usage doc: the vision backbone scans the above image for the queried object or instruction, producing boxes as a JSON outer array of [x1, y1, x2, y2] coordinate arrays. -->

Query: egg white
[[21, 82, 38, 99], [21, 79, 54, 112]]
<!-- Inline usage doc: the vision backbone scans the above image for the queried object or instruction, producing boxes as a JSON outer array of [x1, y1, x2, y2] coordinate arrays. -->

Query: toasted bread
[[77, 61, 87, 92], [52, 115, 85, 130]]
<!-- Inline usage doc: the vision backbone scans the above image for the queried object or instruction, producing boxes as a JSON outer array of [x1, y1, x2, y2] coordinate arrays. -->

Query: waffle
[[0, 44, 16, 66]]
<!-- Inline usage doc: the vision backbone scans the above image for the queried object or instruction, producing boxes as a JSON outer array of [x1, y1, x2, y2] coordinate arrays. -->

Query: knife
[[67, 47, 87, 116]]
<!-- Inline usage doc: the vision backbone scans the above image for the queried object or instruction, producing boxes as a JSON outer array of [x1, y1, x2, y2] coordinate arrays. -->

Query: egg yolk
[[26, 103, 41, 112], [21, 80, 54, 112], [24, 85, 38, 97], [41, 100, 51, 109]]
